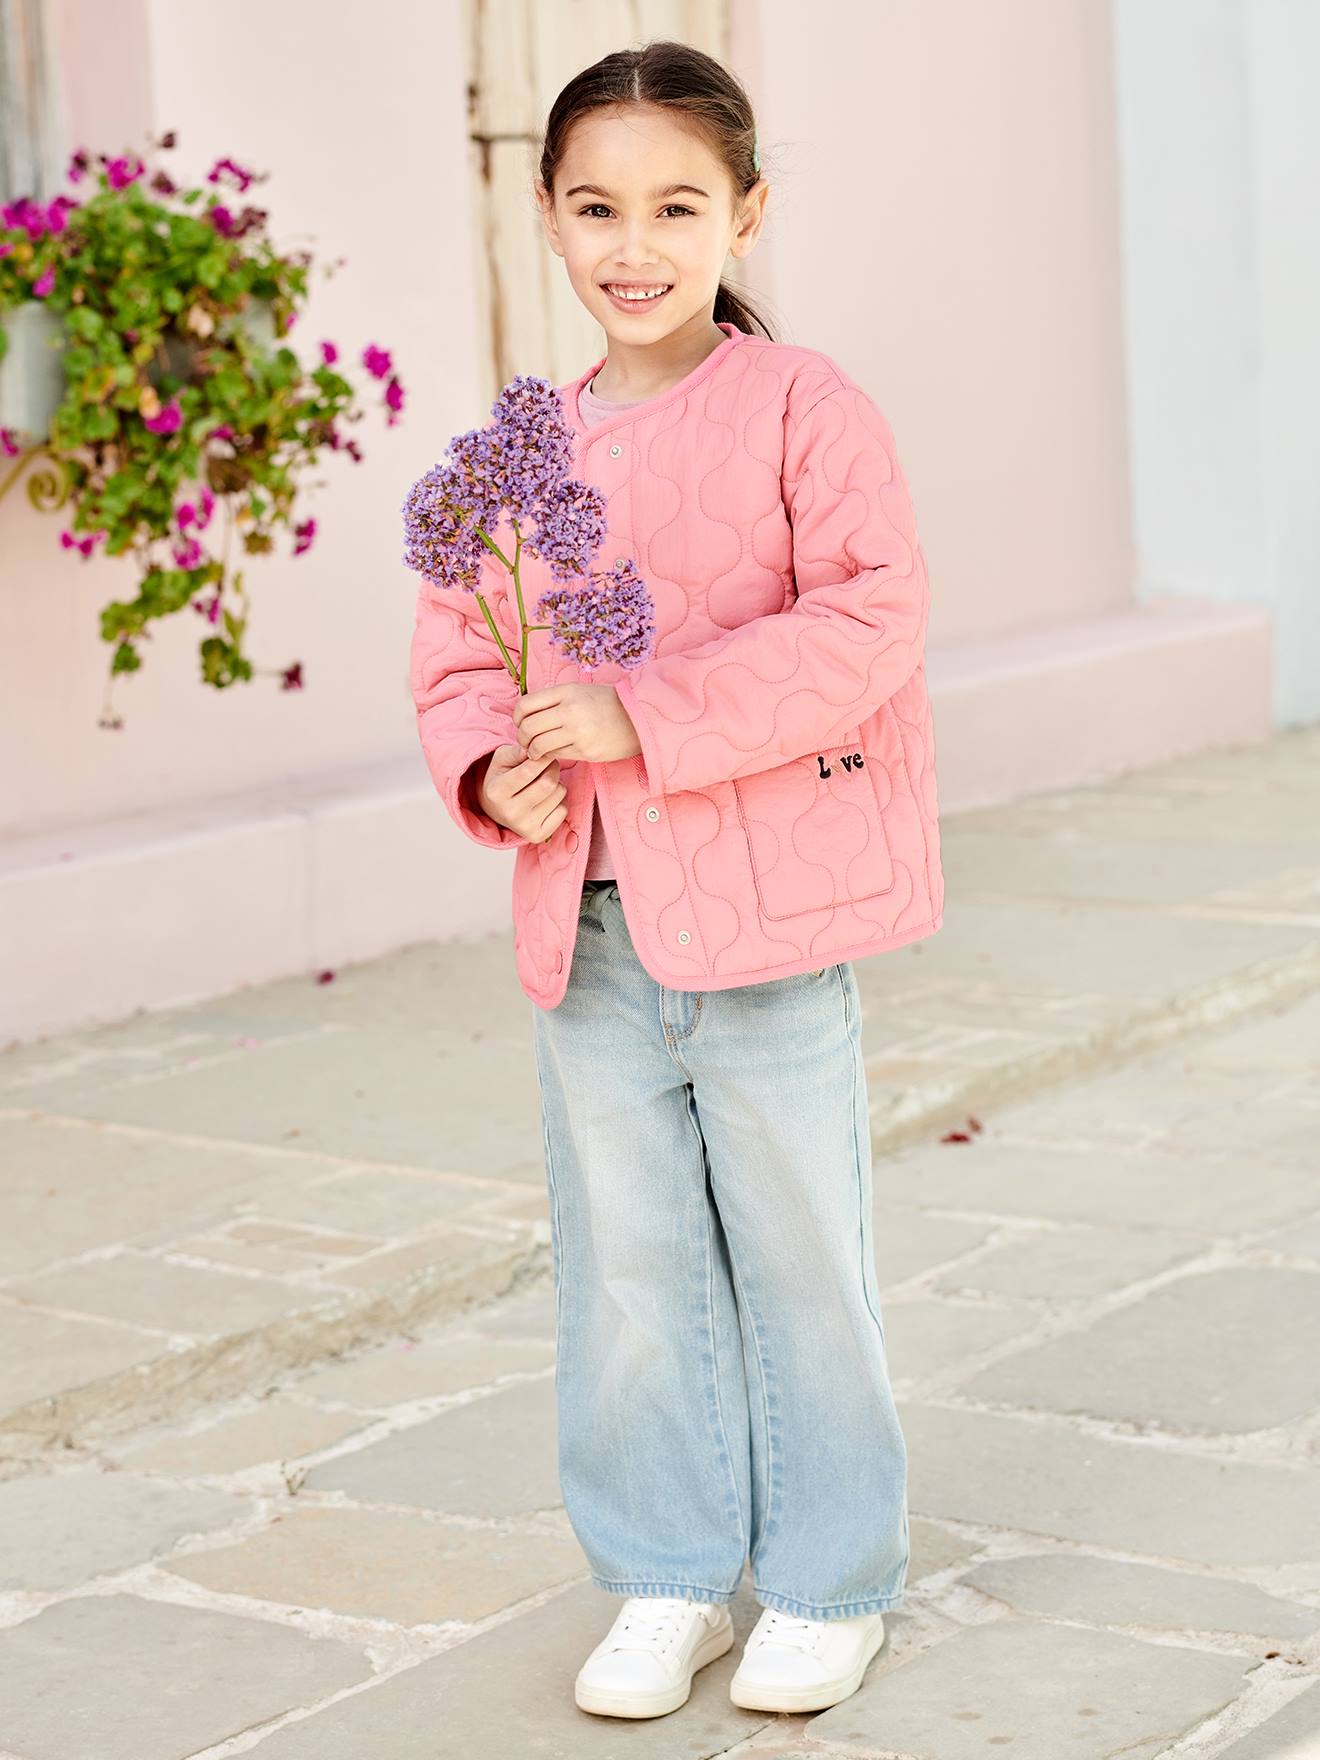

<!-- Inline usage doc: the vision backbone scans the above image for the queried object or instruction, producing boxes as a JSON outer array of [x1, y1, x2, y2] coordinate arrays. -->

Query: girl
[[409, 39, 942, 1724]]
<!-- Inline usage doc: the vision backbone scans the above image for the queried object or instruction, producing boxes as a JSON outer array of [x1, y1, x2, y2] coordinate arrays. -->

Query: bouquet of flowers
[[401, 375, 655, 691]]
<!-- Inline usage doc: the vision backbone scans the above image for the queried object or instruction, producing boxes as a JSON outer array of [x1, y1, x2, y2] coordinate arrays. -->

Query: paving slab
[[0, 1464, 244, 1592], [962, 1267, 1320, 1433], [804, 1617, 1251, 1760], [964, 1552, 1320, 1643], [902, 1402, 1320, 1569], [302, 1375, 562, 1518], [930, 1220, 1205, 1301], [1215, 1681, 1320, 1757], [238, 1576, 773, 1759], [164, 1501, 586, 1626], [0, 1593, 372, 1760]]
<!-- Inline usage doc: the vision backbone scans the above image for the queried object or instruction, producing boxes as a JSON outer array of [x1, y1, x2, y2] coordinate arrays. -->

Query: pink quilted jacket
[[409, 320, 944, 1010]]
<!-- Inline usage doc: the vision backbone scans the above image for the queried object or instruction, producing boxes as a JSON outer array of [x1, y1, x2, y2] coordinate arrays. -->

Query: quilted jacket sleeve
[[612, 378, 929, 797], [409, 553, 532, 852]]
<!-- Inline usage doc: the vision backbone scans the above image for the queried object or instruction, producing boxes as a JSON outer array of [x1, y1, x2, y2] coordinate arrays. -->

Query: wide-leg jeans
[[529, 877, 910, 1620]]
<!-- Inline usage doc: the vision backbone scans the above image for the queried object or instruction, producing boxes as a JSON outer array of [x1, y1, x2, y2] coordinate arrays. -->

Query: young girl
[[409, 39, 942, 1725]]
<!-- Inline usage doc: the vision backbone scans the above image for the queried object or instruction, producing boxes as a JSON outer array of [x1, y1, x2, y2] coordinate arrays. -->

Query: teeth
[[606, 284, 669, 300]]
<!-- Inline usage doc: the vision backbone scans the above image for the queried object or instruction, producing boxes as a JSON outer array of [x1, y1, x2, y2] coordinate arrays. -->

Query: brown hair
[[537, 40, 776, 341]]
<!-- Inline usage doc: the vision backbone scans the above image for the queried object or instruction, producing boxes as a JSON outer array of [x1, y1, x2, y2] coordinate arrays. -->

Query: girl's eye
[[578, 204, 694, 220]]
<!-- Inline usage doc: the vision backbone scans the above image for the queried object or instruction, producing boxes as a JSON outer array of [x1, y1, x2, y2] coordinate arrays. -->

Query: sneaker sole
[[728, 1618, 887, 1713], [575, 1617, 735, 1718]]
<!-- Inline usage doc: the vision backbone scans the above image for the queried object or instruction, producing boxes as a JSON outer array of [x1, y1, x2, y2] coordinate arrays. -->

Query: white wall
[[1112, 0, 1320, 726]]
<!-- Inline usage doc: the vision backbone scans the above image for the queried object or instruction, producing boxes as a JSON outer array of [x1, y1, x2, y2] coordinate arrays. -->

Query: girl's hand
[[511, 683, 643, 766], [475, 746, 568, 843]]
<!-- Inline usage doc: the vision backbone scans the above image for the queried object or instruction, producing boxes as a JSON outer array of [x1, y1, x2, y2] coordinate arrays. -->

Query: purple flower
[[319, 340, 338, 365], [66, 147, 91, 183], [384, 375, 404, 424], [402, 371, 656, 689], [293, 518, 316, 556], [536, 558, 656, 671], [144, 398, 183, 434], [32, 264, 55, 298], [173, 536, 204, 568], [208, 204, 236, 237], [362, 344, 392, 380]]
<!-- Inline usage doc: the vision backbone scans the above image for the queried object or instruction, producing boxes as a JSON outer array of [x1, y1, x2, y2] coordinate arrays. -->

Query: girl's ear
[[534, 181, 562, 254]]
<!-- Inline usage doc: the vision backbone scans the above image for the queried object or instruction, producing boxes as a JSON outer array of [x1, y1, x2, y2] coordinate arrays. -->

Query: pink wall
[[733, 0, 1136, 645], [4, 0, 487, 838]]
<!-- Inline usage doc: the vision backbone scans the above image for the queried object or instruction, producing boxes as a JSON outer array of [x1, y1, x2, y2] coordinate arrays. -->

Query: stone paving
[[0, 725, 1318, 1758]]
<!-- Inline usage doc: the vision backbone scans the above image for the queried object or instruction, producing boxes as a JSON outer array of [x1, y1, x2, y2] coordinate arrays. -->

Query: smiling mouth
[[602, 283, 673, 306]]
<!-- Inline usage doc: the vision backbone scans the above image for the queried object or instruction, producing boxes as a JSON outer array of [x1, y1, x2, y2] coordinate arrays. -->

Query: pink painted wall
[[3, 0, 489, 838], [732, 0, 1135, 645]]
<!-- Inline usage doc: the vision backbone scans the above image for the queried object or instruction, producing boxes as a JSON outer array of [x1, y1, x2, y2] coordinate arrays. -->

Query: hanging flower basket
[[0, 134, 407, 728]]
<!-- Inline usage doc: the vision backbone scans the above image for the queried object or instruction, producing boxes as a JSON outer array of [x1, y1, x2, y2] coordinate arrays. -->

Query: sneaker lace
[[758, 1609, 824, 1651], [611, 1596, 701, 1656]]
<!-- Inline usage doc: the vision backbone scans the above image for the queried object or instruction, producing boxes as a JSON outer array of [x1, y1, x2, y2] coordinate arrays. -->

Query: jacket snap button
[[609, 443, 622, 457], [677, 930, 691, 944], [645, 806, 660, 821]]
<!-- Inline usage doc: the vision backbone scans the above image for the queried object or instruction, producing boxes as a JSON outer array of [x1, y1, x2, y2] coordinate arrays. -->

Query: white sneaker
[[575, 1594, 735, 1718], [729, 1606, 888, 1712]]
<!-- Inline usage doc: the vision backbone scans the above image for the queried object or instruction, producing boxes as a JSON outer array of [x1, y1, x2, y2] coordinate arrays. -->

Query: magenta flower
[[1, 428, 20, 457], [207, 156, 255, 194], [208, 203, 236, 236], [66, 147, 91, 183], [384, 376, 405, 425], [32, 264, 55, 298], [44, 195, 79, 232], [362, 344, 392, 380], [105, 155, 144, 190], [208, 423, 235, 441], [144, 399, 183, 434], [0, 242, 11, 258], [173, 537, 205, 568], [281, 661, 304, 690], [293, 518, 316, 556], [320, 340, 338, 365], [60, 528, 106, 558]]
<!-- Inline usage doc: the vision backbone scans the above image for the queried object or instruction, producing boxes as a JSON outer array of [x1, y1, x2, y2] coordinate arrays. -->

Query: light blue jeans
[[529, 876, 909, 1620]]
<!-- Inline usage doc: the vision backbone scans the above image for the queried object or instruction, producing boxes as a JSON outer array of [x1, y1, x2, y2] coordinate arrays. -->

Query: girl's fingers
[[520, 733, 577, 766], [510, 707, 563, 742]]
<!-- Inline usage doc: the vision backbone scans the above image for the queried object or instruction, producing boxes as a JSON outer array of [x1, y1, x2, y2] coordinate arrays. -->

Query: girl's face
[[537, 106, 767, 345]]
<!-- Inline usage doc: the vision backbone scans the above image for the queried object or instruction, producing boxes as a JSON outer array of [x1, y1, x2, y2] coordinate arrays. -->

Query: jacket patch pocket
[[733, 729, 897, 921]]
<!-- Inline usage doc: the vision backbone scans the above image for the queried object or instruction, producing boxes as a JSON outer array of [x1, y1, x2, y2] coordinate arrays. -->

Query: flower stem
[[511, 523, 532, 694], [474, 591, 519, 685]]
